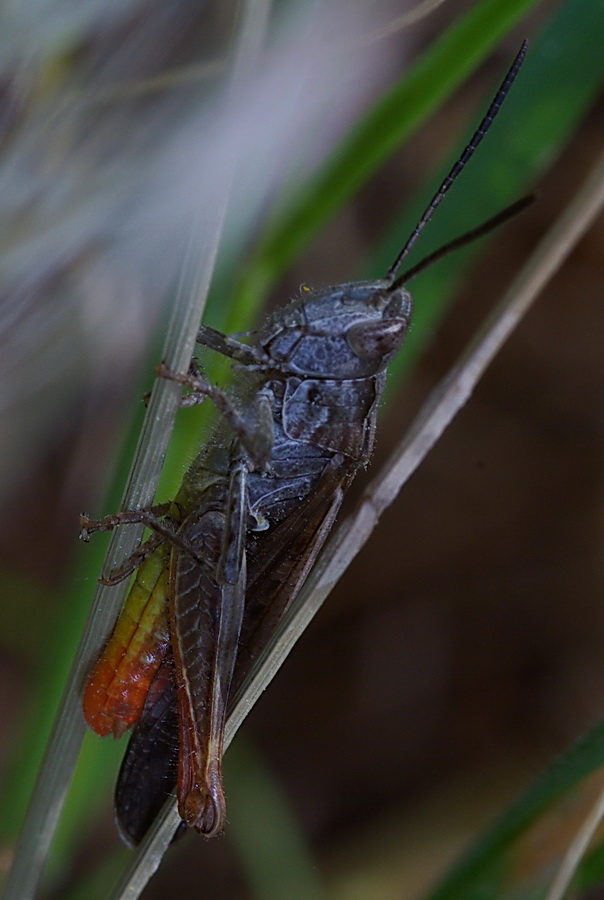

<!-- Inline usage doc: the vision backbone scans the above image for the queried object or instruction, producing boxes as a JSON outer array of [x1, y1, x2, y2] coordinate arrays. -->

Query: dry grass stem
[[107, 109, 604, 900], [545, 784, 604, 900]]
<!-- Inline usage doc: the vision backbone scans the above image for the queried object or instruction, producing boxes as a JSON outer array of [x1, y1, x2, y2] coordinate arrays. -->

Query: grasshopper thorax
[[260, 280, 412, 380]]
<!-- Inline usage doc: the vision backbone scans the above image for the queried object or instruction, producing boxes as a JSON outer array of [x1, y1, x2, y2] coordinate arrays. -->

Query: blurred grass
[[2, 0, 604, 898], [225, 738, 326, 900], [238, 0, 538, 283], [428, 722, 604, 899]]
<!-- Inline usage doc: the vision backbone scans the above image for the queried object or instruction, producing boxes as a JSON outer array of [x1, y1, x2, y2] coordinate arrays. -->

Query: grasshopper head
[[261, 279, 412, 379]]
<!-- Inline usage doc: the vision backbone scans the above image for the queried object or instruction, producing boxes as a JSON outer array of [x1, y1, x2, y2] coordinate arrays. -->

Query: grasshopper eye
[[347, 317, 409, 361]]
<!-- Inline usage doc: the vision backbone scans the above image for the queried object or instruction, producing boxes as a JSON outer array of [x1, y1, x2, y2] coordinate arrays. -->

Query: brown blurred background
[[1, 0, 603, 897]]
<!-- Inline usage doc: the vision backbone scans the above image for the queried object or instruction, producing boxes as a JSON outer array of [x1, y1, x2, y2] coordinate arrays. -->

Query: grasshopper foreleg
[[79, 503, 175, 567], [157, 362, 274, 471], [79, 503, 174, 542], [79, 503, 210, 576], [195, 324, 269, 369], [99, 531, 164, 586]]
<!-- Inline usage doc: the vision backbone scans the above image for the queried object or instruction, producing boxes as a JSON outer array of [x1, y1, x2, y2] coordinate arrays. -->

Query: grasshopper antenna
[[385, 39, 528, 285], [394, 193, 535, 286]]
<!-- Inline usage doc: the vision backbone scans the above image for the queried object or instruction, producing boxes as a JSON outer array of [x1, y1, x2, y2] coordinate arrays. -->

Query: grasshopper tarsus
[[79, 514, 92, 542], [79, 511, 132, 541], [80, 504, 173, 540]]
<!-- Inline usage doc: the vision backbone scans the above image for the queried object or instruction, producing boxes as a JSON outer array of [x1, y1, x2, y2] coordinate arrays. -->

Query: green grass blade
[[426, 722, 604, 899]]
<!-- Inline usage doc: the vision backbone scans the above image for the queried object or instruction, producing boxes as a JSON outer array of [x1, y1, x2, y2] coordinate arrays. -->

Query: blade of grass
[[575, 829, 604, 893], [427, 731, 604, 899], [1, 205, 212, 900], [545, 782, 604, 900], [366, 0, 448, 38], [1, 2, 273, 897], [106, 68, 604, 900]]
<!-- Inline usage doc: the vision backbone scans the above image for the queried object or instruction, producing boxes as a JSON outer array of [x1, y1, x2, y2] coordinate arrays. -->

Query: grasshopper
[[81, 42, 528, 845]]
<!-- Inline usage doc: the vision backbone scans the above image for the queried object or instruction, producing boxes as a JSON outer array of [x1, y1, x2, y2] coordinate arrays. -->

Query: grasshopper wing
[[233, 455, 351, 692], [114, 653, 180, 847], [114, 455, 350, 842]]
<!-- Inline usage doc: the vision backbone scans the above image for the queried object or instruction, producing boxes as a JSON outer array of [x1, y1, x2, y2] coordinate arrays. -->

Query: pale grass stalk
[[545, 782, 604, 900], [0, 2, 272, 899], [1, 205, 206, 900], [366, 0, 448, 43], [108, 141, 604, 900]]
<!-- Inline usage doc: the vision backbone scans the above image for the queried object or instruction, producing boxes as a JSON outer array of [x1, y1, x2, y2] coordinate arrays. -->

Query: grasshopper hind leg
[[98, 532, 164, 586], [171, 458, 250, 836], [79, 503, 174, 583]]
